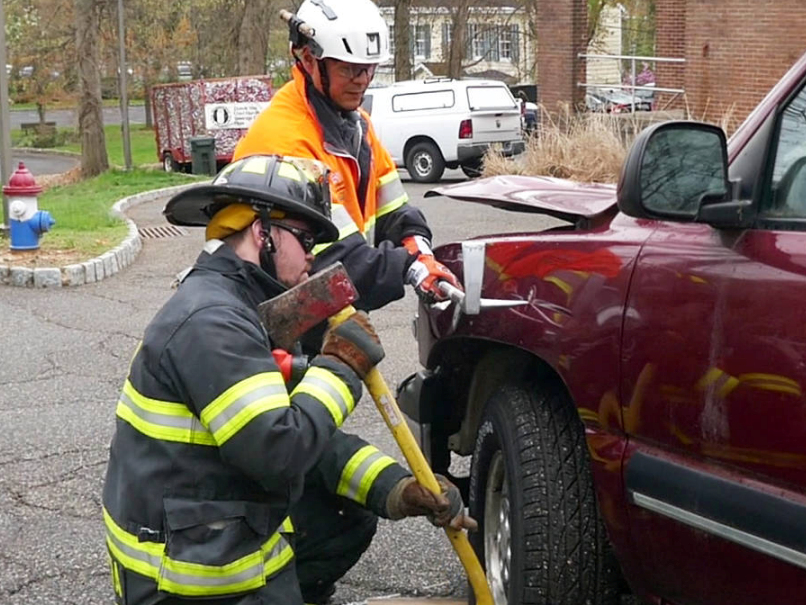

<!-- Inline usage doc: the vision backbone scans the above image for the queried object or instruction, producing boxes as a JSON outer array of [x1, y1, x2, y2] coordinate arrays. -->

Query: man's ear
[[298, 46, 317, 74]]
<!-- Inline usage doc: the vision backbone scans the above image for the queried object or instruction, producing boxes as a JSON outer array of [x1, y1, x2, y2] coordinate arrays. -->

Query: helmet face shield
[[164, 155, 339, 244]]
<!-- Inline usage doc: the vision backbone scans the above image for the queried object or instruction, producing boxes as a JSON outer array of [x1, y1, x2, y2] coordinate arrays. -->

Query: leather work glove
[[321, 311, 385, 380], [403, 235, 463, 305], [386, 474, 478, 531]]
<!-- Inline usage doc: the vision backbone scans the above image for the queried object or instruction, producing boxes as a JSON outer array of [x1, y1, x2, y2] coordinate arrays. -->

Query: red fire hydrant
[[3, 162, 55, 251]]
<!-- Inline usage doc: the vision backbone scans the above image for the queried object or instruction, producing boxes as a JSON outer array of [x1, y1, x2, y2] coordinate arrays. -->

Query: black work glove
[[386, 474, 478, 531], [321, 311, 385, 380]]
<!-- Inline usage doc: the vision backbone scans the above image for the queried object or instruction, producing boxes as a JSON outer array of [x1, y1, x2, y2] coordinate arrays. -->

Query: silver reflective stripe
[[364, 222, 376, 247], [204, 382, 288, 435], [330, 205, 360, 237], [106, 525, 162, 574], [161, 559, 264, 588], [337, 446, 396, 504], [119, 390, 208, 435], [300, 373, 351, 420], [376, 175, 407, 217]]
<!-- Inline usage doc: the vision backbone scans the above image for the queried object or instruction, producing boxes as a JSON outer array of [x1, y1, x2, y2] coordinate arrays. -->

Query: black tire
[[469, 379, 620, 605], [405, 141, 445, 183], [460, 159, 483, 179], [162, 151, 180, 173]]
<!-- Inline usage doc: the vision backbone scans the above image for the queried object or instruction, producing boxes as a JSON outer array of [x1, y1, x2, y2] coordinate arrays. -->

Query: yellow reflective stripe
[[277, 161, 302, 181], [363, 214, 377, 246], [336, 445, 397, 505], [201, 373, 289, 445], [104, 507, 163, 578], [291, 366, 355, 427], [111, 556, 123, 597], [376, 171, 408, 218], [313, 205, 360, 255], [104, 507, 294, 596], [280, 516, 294, 533], [117, 381, 216, 446]]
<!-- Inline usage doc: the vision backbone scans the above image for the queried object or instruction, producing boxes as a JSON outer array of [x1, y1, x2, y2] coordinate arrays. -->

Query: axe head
[[258, 262, 359, 351]]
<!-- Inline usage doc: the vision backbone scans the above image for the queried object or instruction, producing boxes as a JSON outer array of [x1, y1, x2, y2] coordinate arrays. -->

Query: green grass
[[24, 169, 202, 257], [56, 124, 160, 167]]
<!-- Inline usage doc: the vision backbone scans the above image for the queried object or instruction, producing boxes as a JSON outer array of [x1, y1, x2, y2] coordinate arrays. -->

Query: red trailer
[[151, 75, 273, 172]]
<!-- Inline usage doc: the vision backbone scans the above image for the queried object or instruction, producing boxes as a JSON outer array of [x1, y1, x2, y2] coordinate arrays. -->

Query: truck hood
[[425, 175, 618, 228]]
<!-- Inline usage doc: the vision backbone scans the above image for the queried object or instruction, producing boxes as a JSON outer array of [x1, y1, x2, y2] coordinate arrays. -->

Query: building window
[[499, 26, 512, 61], [470, 24, 485, 59], [389, 26, 395, 55], [442, 22, 452, 62], [414, 24, 430, 59]]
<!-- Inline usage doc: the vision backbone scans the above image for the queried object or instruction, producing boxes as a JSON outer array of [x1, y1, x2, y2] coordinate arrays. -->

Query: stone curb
[[0, 182, 202, 288], [11, 146, 82, 158]]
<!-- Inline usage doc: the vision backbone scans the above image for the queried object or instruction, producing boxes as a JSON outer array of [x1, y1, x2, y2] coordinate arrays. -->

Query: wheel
[[162, 151, 180, 172], [461, 159, 483, 179], [469, 379, 621, 605], [405, 141, 445, 183]]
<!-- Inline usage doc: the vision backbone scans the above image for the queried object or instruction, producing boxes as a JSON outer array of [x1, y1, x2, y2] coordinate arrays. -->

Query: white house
[[375, 1, 623, 89]]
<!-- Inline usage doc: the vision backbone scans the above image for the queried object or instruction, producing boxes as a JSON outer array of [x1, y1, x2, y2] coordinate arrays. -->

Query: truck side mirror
[[618, 121, 731, 223]]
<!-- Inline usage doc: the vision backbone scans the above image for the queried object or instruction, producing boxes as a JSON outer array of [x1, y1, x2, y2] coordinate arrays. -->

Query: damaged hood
[[425, 175, 618, 227]]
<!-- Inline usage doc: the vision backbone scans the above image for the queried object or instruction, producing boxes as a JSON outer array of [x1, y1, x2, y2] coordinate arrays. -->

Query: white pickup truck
[[362, 78, 525, 182]]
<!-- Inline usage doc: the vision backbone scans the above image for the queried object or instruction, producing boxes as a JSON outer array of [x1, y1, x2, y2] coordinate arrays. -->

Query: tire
[[405, 141, 445, 183], [162, 152, 179, 173], [461, 159, 483, 179], [469, 379, 620, 605]]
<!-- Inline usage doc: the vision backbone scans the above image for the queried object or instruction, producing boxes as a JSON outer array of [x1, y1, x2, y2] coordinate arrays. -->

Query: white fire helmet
[[295, 0, 391, 64]]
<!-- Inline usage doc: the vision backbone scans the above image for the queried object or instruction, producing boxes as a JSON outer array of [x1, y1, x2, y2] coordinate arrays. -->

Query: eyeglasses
[[329, 61, 377, 80], [274, 222, 317, 253]]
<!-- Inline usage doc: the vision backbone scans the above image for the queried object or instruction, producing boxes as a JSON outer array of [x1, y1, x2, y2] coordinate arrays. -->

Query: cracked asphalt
[[0, 170, 555, 604]]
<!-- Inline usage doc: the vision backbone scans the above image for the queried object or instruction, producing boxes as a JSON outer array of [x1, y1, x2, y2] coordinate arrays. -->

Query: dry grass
[[483, 103, 735, 184]]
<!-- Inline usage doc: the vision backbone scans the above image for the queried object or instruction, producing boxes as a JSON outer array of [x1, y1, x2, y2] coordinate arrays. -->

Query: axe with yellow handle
[[258, 263, 493, 605]]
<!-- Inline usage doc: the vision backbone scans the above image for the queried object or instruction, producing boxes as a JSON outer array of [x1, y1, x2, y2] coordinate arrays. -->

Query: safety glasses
[[329, 61, 377, 80], [274, 222, 317, 253]]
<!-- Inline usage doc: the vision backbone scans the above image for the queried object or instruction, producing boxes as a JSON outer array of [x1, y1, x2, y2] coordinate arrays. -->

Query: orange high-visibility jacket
[[233, 66, 432, 311]]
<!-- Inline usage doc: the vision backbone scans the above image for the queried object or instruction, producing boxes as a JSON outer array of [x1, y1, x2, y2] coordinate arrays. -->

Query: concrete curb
[[11, 146, 82, 158], [0, 182, 201, 288]]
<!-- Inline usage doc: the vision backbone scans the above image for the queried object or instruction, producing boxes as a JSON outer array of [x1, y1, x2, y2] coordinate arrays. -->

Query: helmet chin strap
[[257, 207, 278, 278]]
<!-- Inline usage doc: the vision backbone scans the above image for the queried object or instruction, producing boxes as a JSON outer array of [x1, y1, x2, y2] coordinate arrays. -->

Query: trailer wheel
[[162, 152, 180, 173]]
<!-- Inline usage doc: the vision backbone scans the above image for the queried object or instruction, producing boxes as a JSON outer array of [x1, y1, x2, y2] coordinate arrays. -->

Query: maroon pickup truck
[[399, 51, 806, 605]]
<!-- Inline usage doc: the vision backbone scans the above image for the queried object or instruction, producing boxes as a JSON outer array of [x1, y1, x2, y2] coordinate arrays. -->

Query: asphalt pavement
[[10, 105, 146, 129], [8, 150, 79, 176], [0, 170, 559, 604]]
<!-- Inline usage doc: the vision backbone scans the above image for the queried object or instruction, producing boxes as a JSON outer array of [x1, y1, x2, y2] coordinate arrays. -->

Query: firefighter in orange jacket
[[233, 0, 461, 315]]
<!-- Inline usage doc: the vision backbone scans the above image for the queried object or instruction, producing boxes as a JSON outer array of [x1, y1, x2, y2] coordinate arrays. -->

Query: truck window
[[361, 94, 374, 115], [467, 86, 517, 111], [391, 90, 455, 112], [766, 83, 806, 217]]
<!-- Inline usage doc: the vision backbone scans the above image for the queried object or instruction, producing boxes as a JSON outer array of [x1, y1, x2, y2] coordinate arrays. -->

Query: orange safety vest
[[233, 66, 408, 250]]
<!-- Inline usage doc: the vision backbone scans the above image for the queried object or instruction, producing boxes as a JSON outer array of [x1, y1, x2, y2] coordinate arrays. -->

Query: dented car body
[[399, 52, 806, 605]]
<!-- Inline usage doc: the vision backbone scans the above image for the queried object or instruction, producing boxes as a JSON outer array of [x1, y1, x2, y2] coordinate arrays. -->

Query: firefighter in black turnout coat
[[102, 155, 475, 605]]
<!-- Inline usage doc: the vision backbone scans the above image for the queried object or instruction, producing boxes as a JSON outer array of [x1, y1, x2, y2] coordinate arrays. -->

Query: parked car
[[362, 78, 525, 183], [586, 86, 653, 113], [398, 50, 806, 605]]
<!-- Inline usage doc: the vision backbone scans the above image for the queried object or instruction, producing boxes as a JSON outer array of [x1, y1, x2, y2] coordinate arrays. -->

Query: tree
[[446, 0, 470, 79], [75, 0, 108, 177], [238, 0, 273, 75], [6, 0, 74, 125], [393, 0, 411, 81]]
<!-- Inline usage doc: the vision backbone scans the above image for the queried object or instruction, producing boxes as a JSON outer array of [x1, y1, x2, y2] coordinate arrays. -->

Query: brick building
[[655, 0, 806, 127], [535, 0, 806, 127]]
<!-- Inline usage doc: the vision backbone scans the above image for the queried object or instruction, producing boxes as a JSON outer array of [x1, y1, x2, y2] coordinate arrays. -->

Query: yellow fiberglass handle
[[328, 306, 493, 605]]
